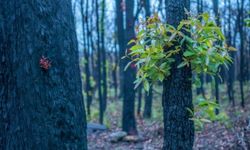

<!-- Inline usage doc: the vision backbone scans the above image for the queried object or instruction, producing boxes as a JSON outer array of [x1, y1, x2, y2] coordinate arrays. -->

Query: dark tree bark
[[0, 0, 87, 149], [237, 0, 245, 108], [143, 0, 154, 119], [122, 0, 137, 135], [196, 74, 205, 97], [226, 0, 236, 107], [112, 48, 119, 99], [81, 0, 93, 116], [115, 0, 126, 99], [196, 0, 205, 98], [213, 0, 221, 114], [143, 86, 153, 118], [95, 0, 104, 124], [163, 0, 194, 149], [101, 0, 107, 112], [137, 85, 143, 115], [197, 0, 204, 13]]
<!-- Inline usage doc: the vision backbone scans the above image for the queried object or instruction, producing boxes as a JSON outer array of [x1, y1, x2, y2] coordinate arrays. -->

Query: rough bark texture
[[0, 0, 87, 149], [163, 0, 194, 149], [122, 0, 137, 135]]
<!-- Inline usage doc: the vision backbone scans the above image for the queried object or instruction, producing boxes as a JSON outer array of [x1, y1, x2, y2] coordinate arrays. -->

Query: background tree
[[196, 0, 205, 97], [225, 0, 236, 106], [116, 0, 126, 99], [237, 0, 246, 108], [80, 0, 93, 116], [95, 0, 105, 124], [122, 0, 138, 135], [101, 0, 108, 116], [143, 0, 154, 119], [213, 0, 221, 114]]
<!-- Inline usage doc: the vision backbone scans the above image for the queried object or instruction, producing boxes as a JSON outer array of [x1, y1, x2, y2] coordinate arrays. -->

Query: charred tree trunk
[[137, 85, 143, 115], [115, 0, 126, 99], [95, 0, 104, 124], [101, 0, 107, 112], [226, 0, 235, 106], [0, 0, 87, 149], [143, 0, 154, 119], [163, 0, 194, 149], [143, 86, 153, 118], [237, 0, 245, 108], [81, 0, 93, 116], [196, 0, 205, 97], [122, 0, 137, 135], [213, 0, 221, 114], [112, 48, 119, 99]]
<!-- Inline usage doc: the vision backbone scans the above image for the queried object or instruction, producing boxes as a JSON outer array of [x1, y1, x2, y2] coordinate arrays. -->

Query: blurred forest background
[[72, 0, 250, 149]]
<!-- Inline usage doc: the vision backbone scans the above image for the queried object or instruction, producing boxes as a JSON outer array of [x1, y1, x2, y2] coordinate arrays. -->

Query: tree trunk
[[101, 0, 107, 112], [112, 49, 119, 99], [196, 74, 205, 97], [163, 0, 194, 149], [143, 0, 154, 119], [81, 0, 93, 116], [212, 0, 221, 114], [143, 86, 153, 118], [0, 0, 87, 149], [137, 85, 143, 115], [237, 0, 245, 108], [115, 0, 125, 99], [226, 0, 235, 107], [196, 0, 205, 98], [122, 0, 137, 135], [95, 0, 104, 124]]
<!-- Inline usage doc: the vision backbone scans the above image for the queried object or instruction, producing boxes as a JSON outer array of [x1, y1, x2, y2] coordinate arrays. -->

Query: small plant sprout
[[39, 56, 51, 71]]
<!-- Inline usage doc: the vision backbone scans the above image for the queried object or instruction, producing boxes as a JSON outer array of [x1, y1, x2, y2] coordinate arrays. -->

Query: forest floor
[[87, 103, 250, 150], [87, 85, 250, 150]]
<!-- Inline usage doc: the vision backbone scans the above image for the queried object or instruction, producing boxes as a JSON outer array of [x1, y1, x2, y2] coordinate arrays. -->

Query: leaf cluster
[[125, 13, 233, 92], [188, 96, 230, 130]]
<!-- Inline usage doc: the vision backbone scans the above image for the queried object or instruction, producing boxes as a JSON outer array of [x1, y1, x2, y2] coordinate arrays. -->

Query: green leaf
[[228, 46, 237, 51], [158, 73, 165, 82], [130, 45, 143, 51], [144, 80, 150, 92], [128, 39, 136, 45], [124, 61, 133, 71], [194, 77, 201, 88], [134, 78, 143, 89], [183, 50, 195, 57], [186, 108, 194, 116], [177, 61, 188, 68], [200, 118, 212, 123]]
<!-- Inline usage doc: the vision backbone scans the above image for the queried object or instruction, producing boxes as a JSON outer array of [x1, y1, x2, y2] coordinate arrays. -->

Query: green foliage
[[125, 13, 233, 92], [189, 96, 230, 130], [245, 18, 250, 27], [245, 11, 250, 27]]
